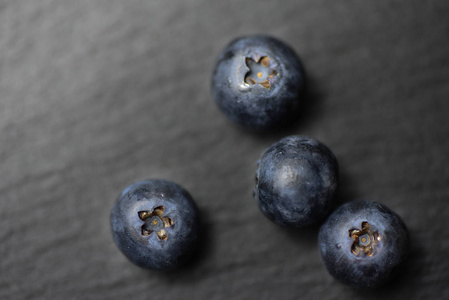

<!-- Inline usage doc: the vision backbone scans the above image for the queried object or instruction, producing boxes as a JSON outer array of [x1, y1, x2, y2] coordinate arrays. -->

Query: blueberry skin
[[318, 200, 410, 288], [212, 35, 305, 129], [110, 179, 200, 270], [255, 136, 338, 227]]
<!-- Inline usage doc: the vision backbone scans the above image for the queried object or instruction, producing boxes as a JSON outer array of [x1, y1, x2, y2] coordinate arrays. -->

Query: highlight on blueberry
[[110, 179, 200, 270], [254, 135, 338, 227], [211, 35, 305, 129], [318, 200, 410, 288]]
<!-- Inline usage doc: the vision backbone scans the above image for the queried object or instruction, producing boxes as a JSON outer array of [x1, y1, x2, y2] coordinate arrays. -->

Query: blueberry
[[110, 179, 200, 270], [211, 35, 305, 129], [255, 135, 338, 227], [318, 200, 410, 288]]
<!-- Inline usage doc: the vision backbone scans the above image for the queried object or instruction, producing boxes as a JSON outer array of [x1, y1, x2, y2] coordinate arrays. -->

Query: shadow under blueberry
[[333, 167, 361, 208], [237, 73, 327, 141], [276, 223, 321, 249]]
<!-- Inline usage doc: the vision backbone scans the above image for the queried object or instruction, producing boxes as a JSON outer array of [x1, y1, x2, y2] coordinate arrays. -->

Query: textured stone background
[[1, 1, 449, 299]]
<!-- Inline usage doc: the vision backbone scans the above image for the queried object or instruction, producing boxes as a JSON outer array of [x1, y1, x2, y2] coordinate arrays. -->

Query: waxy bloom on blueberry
[[255, 135, 338, 227]]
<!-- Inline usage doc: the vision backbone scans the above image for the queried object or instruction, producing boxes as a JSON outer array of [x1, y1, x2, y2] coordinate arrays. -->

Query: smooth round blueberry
[[212, 35, 305, 129], [255, 135, 338, 227], [110, 179, 200, 270], [318, 200, 410, 288]]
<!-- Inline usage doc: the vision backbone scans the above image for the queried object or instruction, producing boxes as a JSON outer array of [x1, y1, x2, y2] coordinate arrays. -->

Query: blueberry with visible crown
[[110, 179, 200, 270], [212, 35, 305, 129], [318, 200, 410, 288]]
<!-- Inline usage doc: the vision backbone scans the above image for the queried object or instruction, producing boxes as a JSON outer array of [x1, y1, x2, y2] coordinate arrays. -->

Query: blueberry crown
[[138, 206, 174, 240], [244, 56, 278, 89], [349, 221, 382, 257]]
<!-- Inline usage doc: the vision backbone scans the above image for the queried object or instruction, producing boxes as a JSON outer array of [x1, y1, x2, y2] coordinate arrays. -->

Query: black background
[[1, 1, 449, 299]]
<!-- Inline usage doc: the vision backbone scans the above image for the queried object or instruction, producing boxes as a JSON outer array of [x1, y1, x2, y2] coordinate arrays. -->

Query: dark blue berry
[[211, 35, 305, 129], [318, 200, 410, 288], [110, 179, 200, 270], [255, 136, 338, 227]]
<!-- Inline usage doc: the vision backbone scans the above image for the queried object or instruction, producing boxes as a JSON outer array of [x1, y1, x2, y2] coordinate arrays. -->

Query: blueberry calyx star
[[349, 221, 382, 257], [138, 206, 174, 240], [244, 56, 278, 89]]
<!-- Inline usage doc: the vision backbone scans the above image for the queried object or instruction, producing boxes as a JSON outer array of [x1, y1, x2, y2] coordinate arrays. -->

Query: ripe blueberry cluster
[[110, 35, 409, 288]]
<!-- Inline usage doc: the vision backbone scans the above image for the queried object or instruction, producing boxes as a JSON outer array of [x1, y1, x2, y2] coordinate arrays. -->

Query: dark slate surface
[[1, 1, 449, 299]]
